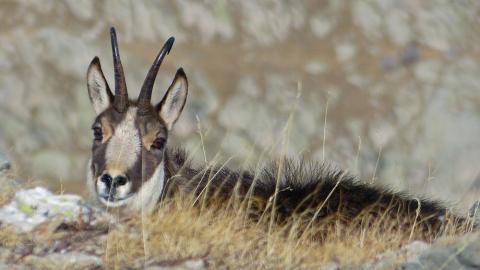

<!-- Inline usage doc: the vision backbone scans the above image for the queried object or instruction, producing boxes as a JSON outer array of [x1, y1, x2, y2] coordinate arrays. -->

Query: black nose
[[114, 175, 128, 187], [100, 174, 113, 188]]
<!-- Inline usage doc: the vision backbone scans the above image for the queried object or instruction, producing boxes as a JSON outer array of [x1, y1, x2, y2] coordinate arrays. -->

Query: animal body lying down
[[86, 28, 475, 241]]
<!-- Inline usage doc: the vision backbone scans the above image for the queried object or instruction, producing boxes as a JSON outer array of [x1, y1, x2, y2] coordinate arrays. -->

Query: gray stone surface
[[0, 187, 111, 232], [457, 241, 480, 268], [417, 247, 465, 269], [400, 262, 423, 270], [356, 232, 480, 269], [145, 259, 207, 270], [359, 241, 430, 270], [24, 252, 102, 270], [398, 232, 480, 270]]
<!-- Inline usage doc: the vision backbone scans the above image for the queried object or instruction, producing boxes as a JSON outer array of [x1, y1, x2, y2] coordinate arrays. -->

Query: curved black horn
[[110, 27, 128, 113], [138, 37, 175, 113]]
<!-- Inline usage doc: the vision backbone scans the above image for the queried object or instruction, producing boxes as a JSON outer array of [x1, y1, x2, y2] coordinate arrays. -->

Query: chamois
[[86, 27, 474, 241]]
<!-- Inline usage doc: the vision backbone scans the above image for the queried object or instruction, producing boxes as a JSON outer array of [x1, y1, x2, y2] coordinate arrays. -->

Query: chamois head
[[86, 27, 188, 210]]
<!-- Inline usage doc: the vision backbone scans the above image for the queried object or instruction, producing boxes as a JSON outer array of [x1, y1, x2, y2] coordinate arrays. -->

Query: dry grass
[[0, 174, 18, 207], [0, 226, 21, 249], [0, 191, 11, 208], [102, 195, 468, 269], [0, 173, 472, 269]]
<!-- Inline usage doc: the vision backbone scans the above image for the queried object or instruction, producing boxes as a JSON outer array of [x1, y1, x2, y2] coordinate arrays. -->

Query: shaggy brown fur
[[161, 148, 470, 241]]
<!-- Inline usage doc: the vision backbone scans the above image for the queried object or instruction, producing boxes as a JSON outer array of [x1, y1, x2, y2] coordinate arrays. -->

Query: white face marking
[[96, 177, 107, 197], [128, 161, 166, 212], [94, 161, 166, 210], [105, 107, 140, 172], [114, 178, 131, 198], [91, 107, 140, 207], [99, 196, 131, 207], [89, 107, 166, 211], [86, 158, 96, 199], [95, 171, 133, 199], [88, 158, 132, 207]]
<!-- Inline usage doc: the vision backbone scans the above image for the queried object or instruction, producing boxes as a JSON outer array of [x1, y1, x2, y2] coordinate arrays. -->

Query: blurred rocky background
[[0, 0, 479, 209]]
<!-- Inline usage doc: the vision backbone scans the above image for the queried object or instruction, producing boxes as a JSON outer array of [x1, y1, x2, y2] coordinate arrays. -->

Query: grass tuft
[[102, 194, 468, 269]]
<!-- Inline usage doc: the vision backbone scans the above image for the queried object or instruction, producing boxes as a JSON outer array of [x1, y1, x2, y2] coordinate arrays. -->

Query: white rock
[[24, 252, 103, 270], [0, 187, 91, 232], [352, 1, 383, 40], [402, 241, 430, 260], [64, 0, 94, 21], [335, 42, 357, 63], [414, 59, 441, 83], [310, 15, 335, 38], [386, 10, 412, 46], [305, 61, 327, 75]]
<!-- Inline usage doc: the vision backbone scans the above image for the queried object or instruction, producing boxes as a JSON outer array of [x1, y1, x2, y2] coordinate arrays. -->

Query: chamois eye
[[151, 137, 166, 150], [92, 127, 103, 142]]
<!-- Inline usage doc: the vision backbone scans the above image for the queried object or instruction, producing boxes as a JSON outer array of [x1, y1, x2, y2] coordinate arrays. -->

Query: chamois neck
[[161, 147, 195, 196], [163, 147, 187, 179]]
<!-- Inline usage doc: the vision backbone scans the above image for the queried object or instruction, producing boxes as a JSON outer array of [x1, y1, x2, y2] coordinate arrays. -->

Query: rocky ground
[[0, 169, 207, 270], [1, 155, 479, 270]]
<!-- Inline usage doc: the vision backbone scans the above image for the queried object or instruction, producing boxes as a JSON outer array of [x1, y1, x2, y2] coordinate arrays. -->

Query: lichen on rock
[[0, 187, 110, 232]]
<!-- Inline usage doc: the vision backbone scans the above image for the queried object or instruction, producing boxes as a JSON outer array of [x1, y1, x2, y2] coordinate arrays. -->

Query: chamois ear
[[87, 57, 114, 115], [156, 68, 188, 130]]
